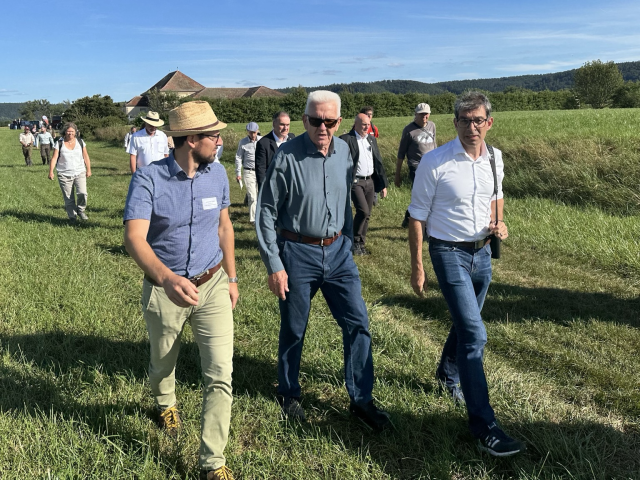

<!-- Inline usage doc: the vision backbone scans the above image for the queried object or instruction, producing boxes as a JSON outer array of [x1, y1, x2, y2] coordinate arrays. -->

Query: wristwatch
[[228, 276, 238, 283]]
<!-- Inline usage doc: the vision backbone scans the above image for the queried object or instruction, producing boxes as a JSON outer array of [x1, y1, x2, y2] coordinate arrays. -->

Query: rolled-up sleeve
[[256, 153, 288, 274], [407, 152, 437, 223]]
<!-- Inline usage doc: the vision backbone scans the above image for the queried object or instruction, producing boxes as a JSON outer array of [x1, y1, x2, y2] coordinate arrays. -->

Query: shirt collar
[[355, 131, 367, 141], [452, 136, 488, 161], [303, 132, 336, 156], [167, 154, 183, 177], [273, 131, 283, 142]]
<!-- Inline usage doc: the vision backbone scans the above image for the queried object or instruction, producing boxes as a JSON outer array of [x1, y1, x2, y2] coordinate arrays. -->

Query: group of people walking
[[117, 89, 523, 480]]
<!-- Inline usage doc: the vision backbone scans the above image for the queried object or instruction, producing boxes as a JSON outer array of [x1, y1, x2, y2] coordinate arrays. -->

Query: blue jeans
[[277, 234, 374, 405], [429, 239, 496, 438]]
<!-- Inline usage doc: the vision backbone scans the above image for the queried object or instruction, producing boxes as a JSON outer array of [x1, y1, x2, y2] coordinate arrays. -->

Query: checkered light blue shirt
[[124, 154, 230, 277]]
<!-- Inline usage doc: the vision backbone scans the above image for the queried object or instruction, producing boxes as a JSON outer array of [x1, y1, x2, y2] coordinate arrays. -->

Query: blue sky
[[2, 0, 639, 103]]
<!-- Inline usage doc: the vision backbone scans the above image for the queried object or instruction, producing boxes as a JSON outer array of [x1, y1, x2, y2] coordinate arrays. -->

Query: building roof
[[145, 71, 205, 94], [125, 95, 149, 107], [192, 86, 285, 100]]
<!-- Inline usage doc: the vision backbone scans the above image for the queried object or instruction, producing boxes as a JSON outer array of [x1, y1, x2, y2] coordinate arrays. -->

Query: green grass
[[0, 109, 639, 479]]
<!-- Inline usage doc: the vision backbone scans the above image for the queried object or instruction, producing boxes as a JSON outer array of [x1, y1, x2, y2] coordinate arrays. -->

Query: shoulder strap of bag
[[486, 144, 499, 222]]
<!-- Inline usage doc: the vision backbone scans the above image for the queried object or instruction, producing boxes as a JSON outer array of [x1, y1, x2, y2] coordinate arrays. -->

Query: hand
[[489, 220, 508, 240], [394, 174, 401, 188], [161, 274, 199, 307], [228, 282, 239, 309], [86, 169, 92, 178], [381, 187, 388, 199], [236, 176, 241, 182], [48, 172, 54, 180], [411, 267, 427, 297], [268, 270, 289, 300]]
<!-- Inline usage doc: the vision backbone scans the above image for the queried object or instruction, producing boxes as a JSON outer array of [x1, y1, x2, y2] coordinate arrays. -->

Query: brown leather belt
[[144, 262, 221, 287], [429, 236, 491, 249], [278, 229, 342, 246]]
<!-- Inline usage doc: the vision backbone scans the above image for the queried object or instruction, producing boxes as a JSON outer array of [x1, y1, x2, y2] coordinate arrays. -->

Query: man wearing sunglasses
[[256, 90, 391, 432], [255, 111, 295, 187], [407, 92, 524, 457]]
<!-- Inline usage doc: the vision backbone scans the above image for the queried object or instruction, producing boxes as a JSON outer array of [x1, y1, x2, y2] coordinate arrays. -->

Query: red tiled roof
[[192, 86, 285, 99], [146, 71, 205, 93], [126, 95, 149, 107]]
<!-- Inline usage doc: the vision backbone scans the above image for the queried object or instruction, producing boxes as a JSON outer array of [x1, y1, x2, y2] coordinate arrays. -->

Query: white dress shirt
[[408, 137, 504, 242], [273, 131, 287, 147], [127, 128, 169, 168], [355, 131, 374, 177]]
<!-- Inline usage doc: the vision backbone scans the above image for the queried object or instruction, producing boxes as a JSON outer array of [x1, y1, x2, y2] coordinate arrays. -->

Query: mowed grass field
[[0, 108, 639, 479]]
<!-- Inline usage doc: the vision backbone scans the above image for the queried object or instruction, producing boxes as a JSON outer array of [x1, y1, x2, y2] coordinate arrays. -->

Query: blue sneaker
[[478, 424, 526, 457]]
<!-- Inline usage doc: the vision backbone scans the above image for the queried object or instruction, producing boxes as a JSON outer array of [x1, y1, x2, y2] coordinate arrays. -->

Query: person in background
[[396, 103, 437, 227], [19, 125, 35, 166], [255, 111, 295, 187], [235, 122, 262, 225], [124, 126, 138, 151], [340, 114, 388, 255], [36, 125, 55, 165], [359, 106, 379, 138], [48, 122, 92, 224], [408, 91, 524, 457], [127, 111, 169, 173]]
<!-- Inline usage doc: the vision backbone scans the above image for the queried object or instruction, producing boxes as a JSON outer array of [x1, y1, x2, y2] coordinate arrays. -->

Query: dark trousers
[[276, 235, 374, 405], [351, 177, 375, 245], [404, 164, 418, 222], [40, 144, 51, 164], [430, 239, 496, 438], [22, 145, 32, 166]]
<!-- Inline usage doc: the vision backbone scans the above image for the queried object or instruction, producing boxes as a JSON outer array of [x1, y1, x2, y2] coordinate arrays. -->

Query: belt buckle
[[191, 269, 209, 281], [320, 237, 325, 246], [474, 239, 485, 249]]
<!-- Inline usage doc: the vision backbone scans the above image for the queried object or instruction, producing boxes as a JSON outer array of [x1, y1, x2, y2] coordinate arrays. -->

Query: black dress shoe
[[278, 396, 306, 421], [349, 400, 391, 431]]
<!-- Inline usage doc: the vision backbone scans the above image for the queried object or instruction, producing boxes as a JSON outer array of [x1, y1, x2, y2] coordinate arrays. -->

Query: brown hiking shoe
[[200, 465, 235, 480], [157, 405, 182, 437]]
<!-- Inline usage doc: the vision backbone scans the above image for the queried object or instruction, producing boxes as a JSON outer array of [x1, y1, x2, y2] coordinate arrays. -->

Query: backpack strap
[[486, 145, 499, 222]]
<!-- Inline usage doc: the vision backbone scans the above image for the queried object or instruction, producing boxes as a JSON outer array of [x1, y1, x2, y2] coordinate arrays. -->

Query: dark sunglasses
[[306, 116, 339, 128]]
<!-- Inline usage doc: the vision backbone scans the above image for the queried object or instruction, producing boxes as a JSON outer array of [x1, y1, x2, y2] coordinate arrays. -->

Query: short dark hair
[[272, 111, 290, 122], [454, 91, 492, 119], [172, 135, 188, 149], [359, 106, 374, 115]]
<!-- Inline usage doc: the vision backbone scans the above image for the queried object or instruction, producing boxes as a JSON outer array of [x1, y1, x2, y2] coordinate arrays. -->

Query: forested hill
[[280, 60, 640, 95], [0, 103, 23, 120]]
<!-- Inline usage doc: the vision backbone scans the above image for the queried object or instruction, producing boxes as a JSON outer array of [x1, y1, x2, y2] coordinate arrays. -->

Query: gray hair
[[305, 90, 341, 116], [62, 122, 78, 135], [454, 91, 492, 119]]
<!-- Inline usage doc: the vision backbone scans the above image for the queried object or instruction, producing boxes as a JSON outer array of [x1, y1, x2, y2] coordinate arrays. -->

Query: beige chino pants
[[141, 268, 233, 470], [244, 169, 258, 223]]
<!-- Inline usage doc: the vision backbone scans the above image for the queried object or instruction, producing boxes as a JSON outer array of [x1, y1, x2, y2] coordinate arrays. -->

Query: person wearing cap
[[123, 100, 238, 480], [255, 111, 295, 187], [396, 103, 437, 227], [36, 125, 56, 165], [408, 91, 524, 457], [235, 122, 262, 224], [19, 125, 35, 166], [127, 111, 170, 174], [256, 90, 391, 432], [340, 113, 389, 256]]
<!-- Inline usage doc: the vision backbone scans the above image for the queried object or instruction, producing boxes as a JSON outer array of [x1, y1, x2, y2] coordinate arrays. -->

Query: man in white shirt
[[127, 112, 169, 173], [340, 114, 388, 255], [407, 91, 525, 457], [235, 122, 262, 224], [36, 125, 56, 165], [124, 126, 137, 151], [19, 125, 35, 166]]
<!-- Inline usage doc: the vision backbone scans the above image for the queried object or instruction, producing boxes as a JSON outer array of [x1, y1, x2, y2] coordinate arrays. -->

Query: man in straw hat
[[124, 101, 238, 480], [127, 110, 170, 174], [256, 90, 391, 432]]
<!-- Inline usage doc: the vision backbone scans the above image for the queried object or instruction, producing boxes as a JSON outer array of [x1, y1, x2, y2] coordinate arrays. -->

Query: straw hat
[[163, 101, 227, 137], [140, 111, 165, 127]]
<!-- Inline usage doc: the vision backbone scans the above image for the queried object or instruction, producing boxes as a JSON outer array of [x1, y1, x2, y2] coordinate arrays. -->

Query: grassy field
[[0, 109, 638, 479]]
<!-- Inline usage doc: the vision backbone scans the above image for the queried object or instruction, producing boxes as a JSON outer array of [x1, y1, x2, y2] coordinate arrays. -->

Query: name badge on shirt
[[202, 197, 218, 210]]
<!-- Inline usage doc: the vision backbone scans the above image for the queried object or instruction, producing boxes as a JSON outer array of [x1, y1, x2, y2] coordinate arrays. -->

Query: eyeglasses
[[306, 116, 339, 129], [456, 117, 488, 128], [199, 133, 221, 141]]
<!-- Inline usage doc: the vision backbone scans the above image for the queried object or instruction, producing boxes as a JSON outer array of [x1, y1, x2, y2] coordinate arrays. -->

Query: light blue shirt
[[124, 154, 230, 277]]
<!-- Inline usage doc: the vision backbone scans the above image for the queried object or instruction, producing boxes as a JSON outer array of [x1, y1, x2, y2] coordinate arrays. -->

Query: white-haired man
[[256, 90, 390, 431], [235, 122, 262, 224]]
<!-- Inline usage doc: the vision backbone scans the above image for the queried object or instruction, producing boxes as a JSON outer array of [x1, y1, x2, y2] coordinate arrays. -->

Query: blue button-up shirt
[[256, 132, 354, 275], [123, 154, 230, 277]]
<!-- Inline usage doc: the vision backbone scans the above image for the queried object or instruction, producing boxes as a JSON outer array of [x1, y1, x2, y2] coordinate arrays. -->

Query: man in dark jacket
[[255, 111, 295, 187], [340, 113, 389, 255]]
